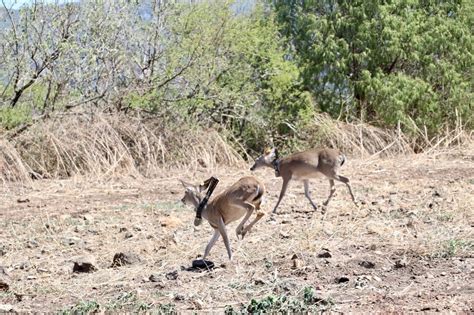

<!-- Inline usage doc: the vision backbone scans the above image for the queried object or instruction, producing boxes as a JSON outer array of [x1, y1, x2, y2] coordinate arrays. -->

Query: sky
[[2, 0, 74, 9]]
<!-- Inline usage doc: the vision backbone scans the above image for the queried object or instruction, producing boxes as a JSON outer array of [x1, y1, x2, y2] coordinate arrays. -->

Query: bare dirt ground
[[1, 148, 473, 313]]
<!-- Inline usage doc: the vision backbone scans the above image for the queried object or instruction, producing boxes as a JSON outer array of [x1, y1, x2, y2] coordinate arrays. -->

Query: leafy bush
[[0, 105, 32, 129]]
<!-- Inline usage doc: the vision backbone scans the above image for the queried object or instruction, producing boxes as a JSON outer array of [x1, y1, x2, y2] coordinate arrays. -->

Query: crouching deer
[[180, 176, 265, 260], [250, 147, 357, 214]]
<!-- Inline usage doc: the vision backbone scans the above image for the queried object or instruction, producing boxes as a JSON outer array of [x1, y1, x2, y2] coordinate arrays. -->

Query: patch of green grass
[[60, 300, 100, 315], [59, 293, 164, 313], [436, 212, 454, 222], [154, 201, 187, 211], [263, 258, 273, 270], [155, 303, 176, 314], [436, 239, 473, 258], [224, 286, 334, 314]]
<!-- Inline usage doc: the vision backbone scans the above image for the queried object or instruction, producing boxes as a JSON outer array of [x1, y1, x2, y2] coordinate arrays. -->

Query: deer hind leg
[[304, 180, 318, 210], [273, 177, 290, 213], [241, 210, 265, 239], [235, 202, 255, 238], [203, 229, 220, 260], [333, 174, 358, 206], [216, 216, 233, 260]]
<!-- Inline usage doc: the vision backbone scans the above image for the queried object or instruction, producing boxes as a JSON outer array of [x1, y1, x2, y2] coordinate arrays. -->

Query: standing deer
[[250, 147, 357, 213], [180, 176, 265, 260]]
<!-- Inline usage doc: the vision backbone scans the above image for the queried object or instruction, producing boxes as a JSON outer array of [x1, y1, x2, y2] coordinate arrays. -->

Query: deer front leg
[[304, 179, 318, 210], [216, 216, 233, 260], [273, 177, 290, 213], [333, 174, 358, 206], [203, 229, 220, 260]]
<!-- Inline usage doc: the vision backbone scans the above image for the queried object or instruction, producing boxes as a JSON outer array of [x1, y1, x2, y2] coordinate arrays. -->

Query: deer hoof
[[321, 206, 327, 215]]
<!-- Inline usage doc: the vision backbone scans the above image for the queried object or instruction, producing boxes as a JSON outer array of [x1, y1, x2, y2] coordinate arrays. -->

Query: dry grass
[[306, 113, 473, 158], [1, 146, 473, 313], [0, 140, 32, 184], [2, 112, 472, 185], [1, 113, 243, 183]]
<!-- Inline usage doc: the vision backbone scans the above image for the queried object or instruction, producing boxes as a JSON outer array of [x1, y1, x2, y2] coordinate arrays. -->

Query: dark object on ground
[[191, 259, 215, 270]]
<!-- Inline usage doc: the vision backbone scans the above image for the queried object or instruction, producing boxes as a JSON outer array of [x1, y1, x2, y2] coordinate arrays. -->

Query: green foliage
[[0, 105, 32, 129], [59, 296, 175, 314], [436, 239, 473, 258], [224, 286, 333, 314], [60, 300, 100, 315], [272, 0, 473, 135], [145, 2, 314, 152]]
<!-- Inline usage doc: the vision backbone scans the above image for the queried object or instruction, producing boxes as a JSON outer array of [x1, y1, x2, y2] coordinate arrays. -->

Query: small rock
[[192, 298, 204, 310], [18, 261, 31, 270], [0, 304, 14, 312], [159, 216, 183, 228], [359, 260, 375, 269], [355, 275, 371, 288], [73, 256, 97, 273], [292, 259, 303, 269], [336, 276, 350, 283], [394, 257, 408, 269], [0, 267, 10, 291], [62, 237, 83, 246], [83, 215, 94, 222], [174, 293, 185, 301], [166, 270, 178, 280], [149, 274, 160, 282], [254, 278, 265, 285], [317, 251, 332, 258], [26, 275, 37, 280], [119, 227, 128, 233], [373, 275, 382, 282], [432, 191, 441, 197], [440, 272, 446, 276], [17, 198, 30, 203], [27, 240, 39, 249], [291, 253, 303, 260], [111, 252, 141, 267], [124, 232, 134, 239]]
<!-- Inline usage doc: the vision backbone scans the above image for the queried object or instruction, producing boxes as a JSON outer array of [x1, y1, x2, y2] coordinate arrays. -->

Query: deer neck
[[272, 158, 281, 177], [194, 195, 211, 218]]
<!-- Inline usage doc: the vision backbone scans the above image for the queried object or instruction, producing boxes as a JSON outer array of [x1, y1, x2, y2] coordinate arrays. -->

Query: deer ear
[[179, 179, 195, 190], [264, 147, 272, 155], [198, 177, 211, 193]]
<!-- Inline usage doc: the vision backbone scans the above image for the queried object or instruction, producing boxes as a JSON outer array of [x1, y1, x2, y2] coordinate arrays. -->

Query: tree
[[272, 0, 473, 134]]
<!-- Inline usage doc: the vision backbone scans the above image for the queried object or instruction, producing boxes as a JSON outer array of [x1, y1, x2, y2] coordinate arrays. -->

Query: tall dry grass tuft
[[3, 113, 243, 181], [0, 140, 33, 184], [305, 114, 413, 157], [305, 113, 473, 157]]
